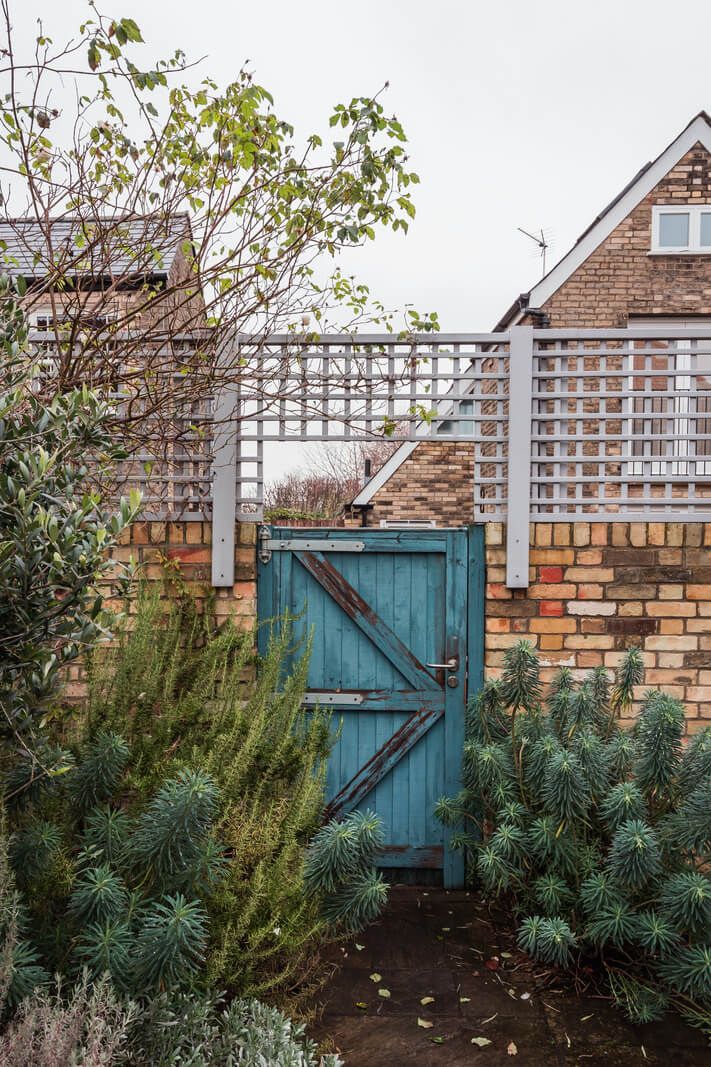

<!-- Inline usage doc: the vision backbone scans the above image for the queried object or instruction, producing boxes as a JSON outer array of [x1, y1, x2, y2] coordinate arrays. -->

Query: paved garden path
[[310, 886, 711, 1066]]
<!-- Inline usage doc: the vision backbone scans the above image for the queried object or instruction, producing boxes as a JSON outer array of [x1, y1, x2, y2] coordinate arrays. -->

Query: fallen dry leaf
[[369, 973, 382, 983], [471, 1036, 491, 1047], [420, 996, 435, 1005], [378, 988, 390, 999], [507, 1041, 518, 1055], [417, 1017, 433, 1029], [431, 1036, 444, 1044], [485, 957, 500, 971], [355, 943, 365, 951], [355, 1002, 367, 1011]]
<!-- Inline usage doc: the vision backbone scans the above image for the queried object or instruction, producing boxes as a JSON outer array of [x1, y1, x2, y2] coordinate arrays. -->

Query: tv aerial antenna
[[518, 226, 551, 277]]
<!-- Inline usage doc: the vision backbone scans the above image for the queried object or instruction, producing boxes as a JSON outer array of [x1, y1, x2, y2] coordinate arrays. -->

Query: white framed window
[[32, 308, 54, 328], [650, 204, 711, 254]]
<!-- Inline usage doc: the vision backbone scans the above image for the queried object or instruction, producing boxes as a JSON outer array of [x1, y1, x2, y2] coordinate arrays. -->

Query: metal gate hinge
[[267, 538, 365, 554]]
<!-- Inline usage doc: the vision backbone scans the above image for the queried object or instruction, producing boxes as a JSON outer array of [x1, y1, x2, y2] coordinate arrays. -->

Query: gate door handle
[[426, 657, 459, 671]]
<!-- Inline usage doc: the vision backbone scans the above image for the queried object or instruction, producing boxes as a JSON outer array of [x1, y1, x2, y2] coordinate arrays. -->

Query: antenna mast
[[518, 226, 550, 277]]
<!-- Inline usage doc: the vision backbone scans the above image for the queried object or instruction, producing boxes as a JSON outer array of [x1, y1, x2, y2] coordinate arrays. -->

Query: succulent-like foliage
[[600, 782, 646, 832], [660, 946, 711, 999], [533, 874, 572, 916], [68, 865, 129, 925], [542, 750, 591, 823], [580, 872, 620, 915], [9, 821, 62, 881], [127, 769, 222, 894], [664, 782, 711, 856], [633, 910, 679, 958], [79, 805, 132, 868], [3, 940, 51, 1008], [634, 692, 684, 804], [611, 645, 644, 719], [586, 900, 638, 948], [501, 641, 541, 713], [135, 894, 208, 989], [607, 819, 662, 890], [75, 919, 133, 987], [517, 915, 576, 967], [69, 732, 130, 813], [678, 727, 711, 793], [659, 873, 711, 937], [437, 641, 711, 1034], [303, 809, 387, 932]]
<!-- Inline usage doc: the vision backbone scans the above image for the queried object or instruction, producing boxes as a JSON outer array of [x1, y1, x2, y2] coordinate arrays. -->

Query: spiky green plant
[[303, 809, 388, 932], [134, 895, 208, 990], [68, 865, 129, 925], [69, 732, 130, 813], [9, 821, 62, 882], [437, 641, 711, 1035], [126, 770, 224, 894]]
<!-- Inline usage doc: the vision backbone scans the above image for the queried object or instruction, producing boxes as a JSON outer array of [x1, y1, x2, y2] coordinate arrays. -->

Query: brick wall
[[62, 520, 257, 701], [485, 521, 711, 731], [349, 441, 475, 526]]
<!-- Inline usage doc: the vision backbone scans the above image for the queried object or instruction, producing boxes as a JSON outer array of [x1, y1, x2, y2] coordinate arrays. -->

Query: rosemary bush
[[80, 586, 348, 999], [436, 641, 711, 1033]]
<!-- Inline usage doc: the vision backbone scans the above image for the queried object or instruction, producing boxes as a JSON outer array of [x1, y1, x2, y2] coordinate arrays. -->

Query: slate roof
[[0, 213, 192, 279]]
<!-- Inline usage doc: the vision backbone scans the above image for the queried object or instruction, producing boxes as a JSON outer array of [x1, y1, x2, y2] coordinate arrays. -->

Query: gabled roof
[[0, 212, 192, 279], [353, 111, 711, 507], [496, 110, 711, 329]]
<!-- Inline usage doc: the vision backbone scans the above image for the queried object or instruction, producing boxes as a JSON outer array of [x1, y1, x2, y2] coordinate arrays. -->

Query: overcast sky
[[23, 0, 711, 332], [17, 0, 711, 483]]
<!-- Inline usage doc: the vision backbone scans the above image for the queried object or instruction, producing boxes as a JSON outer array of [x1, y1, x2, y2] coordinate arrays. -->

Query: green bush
[[127, 991, 343, 1066], [7, 741, 219, 995], [77, 586, 354, 1000], [436, 641, 711, 1033], [0, 972, 136, 1066], [0, 274, 139, 741]]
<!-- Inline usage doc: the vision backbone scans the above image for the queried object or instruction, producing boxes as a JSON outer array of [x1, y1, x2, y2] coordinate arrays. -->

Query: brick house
[[1, 212, 204, 335], [346, 111, 711, 724]]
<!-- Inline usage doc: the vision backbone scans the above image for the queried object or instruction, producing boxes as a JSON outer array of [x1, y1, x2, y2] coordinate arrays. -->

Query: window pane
[[701, 213, 711, 246], [658, 212, 689, 247]]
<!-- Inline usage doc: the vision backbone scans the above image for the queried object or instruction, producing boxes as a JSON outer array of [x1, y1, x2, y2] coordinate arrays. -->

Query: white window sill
[[648, 249, 711, 256]]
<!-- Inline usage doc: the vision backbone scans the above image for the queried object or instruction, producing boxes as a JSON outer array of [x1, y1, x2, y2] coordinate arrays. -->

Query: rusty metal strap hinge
[[302, 692, 364, 706]]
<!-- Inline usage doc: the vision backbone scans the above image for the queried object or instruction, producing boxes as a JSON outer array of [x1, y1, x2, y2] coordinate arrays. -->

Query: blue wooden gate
[[257, 526, 483, 887]]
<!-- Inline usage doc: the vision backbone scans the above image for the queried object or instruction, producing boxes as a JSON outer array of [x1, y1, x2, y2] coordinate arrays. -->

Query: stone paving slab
[[310, 886, 711, 1067]]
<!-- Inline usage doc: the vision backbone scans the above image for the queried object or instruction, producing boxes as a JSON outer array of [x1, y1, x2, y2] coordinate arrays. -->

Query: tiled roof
[[0, 213, 192, 278]]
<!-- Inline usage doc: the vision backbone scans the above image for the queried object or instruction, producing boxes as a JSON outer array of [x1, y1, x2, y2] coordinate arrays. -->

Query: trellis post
[[211, 379, 239, 587], [506, 325, 534, 588]]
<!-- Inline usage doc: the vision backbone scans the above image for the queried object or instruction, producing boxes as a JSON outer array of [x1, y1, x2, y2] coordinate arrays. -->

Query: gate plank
[[324, 705, 444, 819], [294, 551, 440, 692]]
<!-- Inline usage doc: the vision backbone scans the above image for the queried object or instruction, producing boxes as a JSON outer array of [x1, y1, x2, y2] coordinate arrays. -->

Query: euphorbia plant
[[437, 640, 711, 1035]]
